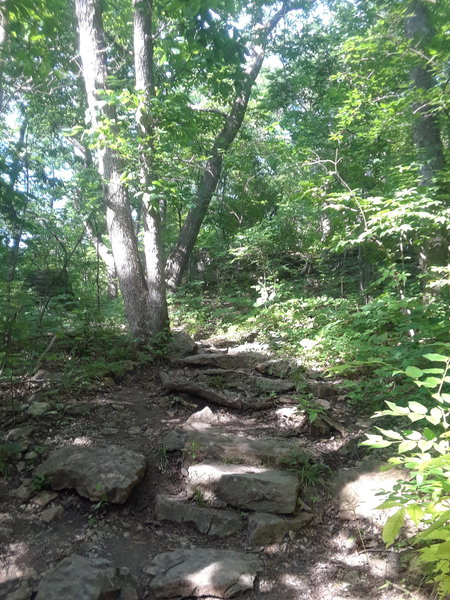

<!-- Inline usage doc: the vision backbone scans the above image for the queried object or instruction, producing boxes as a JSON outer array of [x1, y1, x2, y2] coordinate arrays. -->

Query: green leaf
[[376, 428, 403, 440], [408, 401, 427, 414], [405, 366, 424, 378], [385, 401, 409, 415], [426, 407, 443, 425], [398, 440, 417, 453], [377, 500, 401, 509], [382, 507, 405, 547], [406, 504, 424, 525], [421, 377, 442, 389], [418, 440, 434, 452], [420, 541, 450, 562], [407, 412, 426, 423], [423, 427, 436, 440], [424, 354, 449, 363]]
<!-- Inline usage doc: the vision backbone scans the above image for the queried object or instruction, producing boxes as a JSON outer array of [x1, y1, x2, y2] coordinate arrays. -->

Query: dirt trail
[[0, 337, 429, 599]]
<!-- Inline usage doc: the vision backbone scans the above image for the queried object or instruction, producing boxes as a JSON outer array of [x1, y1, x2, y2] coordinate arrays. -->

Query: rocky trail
[[0, 334, 429, 600]]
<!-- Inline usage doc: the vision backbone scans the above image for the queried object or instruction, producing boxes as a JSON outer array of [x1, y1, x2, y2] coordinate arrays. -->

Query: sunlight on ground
[[72, 437, 92, 446], [0, 542, 31, 583]]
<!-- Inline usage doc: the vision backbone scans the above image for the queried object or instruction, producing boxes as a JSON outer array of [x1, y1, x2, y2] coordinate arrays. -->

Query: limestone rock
[[161, 431, 186, 452], [168, 331, 197, 359], [147, 548, 261, 599], [155, 494, 244, 537], [181, 352, 261, 370], [248, 512, 286, 546], [248, 511, 313, 546], [32, 490, 59, 507], [29, 402, 50, 417], [35, 445, 146, 504], [35, 554, 138, 600], [180, 430, 312, 467], [41, 504, 63, 523], [187, 462, 300, 514], [6, 582, 32, 600]]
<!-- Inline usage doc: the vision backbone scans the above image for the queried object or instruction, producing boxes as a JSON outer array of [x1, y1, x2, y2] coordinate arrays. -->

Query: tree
[[165, 2, 301, 290], [75, 0, 167, 342]]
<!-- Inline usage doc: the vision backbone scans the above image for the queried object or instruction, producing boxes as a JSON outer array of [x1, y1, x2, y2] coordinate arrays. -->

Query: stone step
[[146, 548, 262, 599], [154, 494, 313, 546], [168, 428, 312, 467], [186, 462, 300, 514], [35, 554, 138, 600], [154, 494, 244, 537]]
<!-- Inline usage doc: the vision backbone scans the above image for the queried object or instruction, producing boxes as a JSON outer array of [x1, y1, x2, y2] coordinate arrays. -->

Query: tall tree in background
[[165, 2, 302, 290], [406, 0, 448, 269], [75, 0, 166, 341]]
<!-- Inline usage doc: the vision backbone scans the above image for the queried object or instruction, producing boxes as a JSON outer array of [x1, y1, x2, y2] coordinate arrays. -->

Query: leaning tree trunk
[[165, 4, 295, 291], [133, 0, 168, 332], [75, 0, 153, 341], [406, 0, 448, 269]]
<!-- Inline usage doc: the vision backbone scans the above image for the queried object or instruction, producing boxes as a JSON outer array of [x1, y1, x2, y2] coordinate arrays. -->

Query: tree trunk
[[68, 136, 119, 298], [133, 0, 168, 332], [406, 0, 448, 269], [75, 0, 153, 341], [406, 0, 444, 183], [165, 4, 294, 291]]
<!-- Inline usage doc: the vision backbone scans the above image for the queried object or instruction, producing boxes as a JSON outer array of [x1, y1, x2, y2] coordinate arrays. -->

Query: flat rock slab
[[181, 430, 312, 467], [187, 462, 300, 514], [148, 549, 262, 599], [35, 554, 138, 600], [181, 352, 262, 370], [155, 494, 244, 537], [35, 444, 146, 504], [248, 511, 313, 546]]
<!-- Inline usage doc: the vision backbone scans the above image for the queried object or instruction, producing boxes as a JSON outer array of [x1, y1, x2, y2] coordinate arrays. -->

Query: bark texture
[[133, 0, 168, 331], [406, 0, 444, 183], [75, 0, 153, 340], [406, 0, 448, 268]]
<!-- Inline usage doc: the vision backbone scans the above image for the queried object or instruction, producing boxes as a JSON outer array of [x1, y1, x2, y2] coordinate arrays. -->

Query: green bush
[[362, 351, 450, 598]]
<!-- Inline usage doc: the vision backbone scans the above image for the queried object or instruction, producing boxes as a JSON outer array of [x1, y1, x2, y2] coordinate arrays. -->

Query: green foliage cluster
[[362, 353, 450, 598]]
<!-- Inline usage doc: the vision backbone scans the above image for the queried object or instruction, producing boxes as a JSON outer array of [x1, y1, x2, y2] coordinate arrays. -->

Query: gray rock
[[181, 352, 260, 370], [155, 494, 244, 537], [180, 430, 312, 467], [35, 445, 146, 504], [248, 512, 286, 546], [29, 402, 50, 417], [148, 548, 261, 599], [35, 554, 138, 600], [6, 582, 32, 600], [185, 406, 217, 427], [41, 504, 63, 523], [24, 451, 38, 460], [13, 484, 33, 501], [248, 511, 313, 546], [161, 431, 186, 452], [168, 331, 197, 359], [6, 425, 35, 441], [307, 380, 338, 398], [187, 462, 300, 514], [200, 368, 295, 394], [32, 490, 59, 507]]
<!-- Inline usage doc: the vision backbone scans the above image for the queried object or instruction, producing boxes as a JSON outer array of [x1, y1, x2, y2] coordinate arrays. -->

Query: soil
[[0, 336, 432, 600]]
